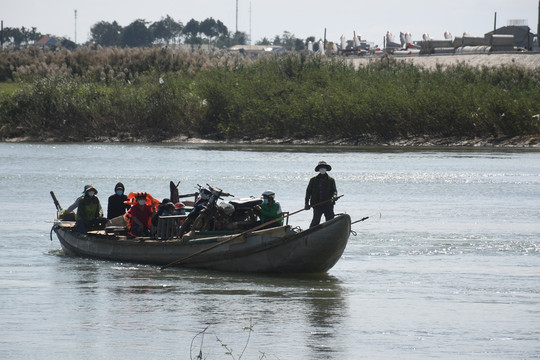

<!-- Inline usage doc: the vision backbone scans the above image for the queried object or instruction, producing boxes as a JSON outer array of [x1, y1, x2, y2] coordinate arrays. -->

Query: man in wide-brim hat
[[314, 161, 332, 172], [305, 161, 338, 228]]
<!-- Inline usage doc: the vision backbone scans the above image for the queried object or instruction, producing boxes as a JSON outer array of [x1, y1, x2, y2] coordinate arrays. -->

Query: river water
[[1, 142, 539, 359]]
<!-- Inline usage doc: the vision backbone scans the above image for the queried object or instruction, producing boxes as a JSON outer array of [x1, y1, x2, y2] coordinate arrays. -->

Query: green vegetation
[[1, 47, 539, 142], [0, 82, 24, 95]]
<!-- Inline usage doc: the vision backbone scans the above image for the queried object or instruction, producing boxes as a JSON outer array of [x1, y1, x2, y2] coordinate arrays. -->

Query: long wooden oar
[[160, 196, 342, 270]]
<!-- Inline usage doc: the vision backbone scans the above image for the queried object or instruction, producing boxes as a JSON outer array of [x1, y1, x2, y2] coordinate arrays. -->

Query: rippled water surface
[[1, 143, 539, 359]]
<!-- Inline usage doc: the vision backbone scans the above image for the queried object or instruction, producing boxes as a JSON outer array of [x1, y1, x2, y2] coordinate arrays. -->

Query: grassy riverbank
[[1, 47, 539, 145]]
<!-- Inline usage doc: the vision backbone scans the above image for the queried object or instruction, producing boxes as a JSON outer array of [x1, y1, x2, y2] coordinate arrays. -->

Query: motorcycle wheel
[[192, 213, 211, 232]]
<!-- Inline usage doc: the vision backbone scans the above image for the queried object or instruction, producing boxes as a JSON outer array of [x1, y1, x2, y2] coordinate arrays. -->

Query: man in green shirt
[[256, 190, 283, 228]]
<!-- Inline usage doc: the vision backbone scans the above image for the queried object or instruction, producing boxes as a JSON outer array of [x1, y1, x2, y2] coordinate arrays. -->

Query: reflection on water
[[47, 255, 348, 359]]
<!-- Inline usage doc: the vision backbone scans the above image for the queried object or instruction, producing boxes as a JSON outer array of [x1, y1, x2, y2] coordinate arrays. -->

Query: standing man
[[305, 161, 338, 228]]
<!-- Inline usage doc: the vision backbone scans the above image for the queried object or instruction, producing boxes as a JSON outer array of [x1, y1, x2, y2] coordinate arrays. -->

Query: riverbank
[[4, 133, 539, 148], [1, 51, 539, 146]]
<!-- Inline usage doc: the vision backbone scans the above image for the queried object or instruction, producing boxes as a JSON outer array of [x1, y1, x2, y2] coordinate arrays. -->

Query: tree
[[183, 19, 200, 44], [25, 27, 41, 44], [60, 38, 77, 50], [232, 31, 248, 46], [280, 31, 300, 50], [90, 21, 122, 46], [2, 26, 41, 46], [200, 18, 218, 40], [121, 19, 152, 47], [215, 20, 228, 39], [150, 15, 183, 45], [3, 27, 24, 46], [256, 37, 271, 46], [294, 38, 305, 51]]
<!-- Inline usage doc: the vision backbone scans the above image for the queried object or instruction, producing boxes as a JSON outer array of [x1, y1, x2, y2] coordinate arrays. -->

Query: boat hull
[[53, 214, 351, 273]]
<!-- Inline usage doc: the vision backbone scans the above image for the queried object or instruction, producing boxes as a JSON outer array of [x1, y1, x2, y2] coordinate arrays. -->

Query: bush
[[1, 48, 539, 141]]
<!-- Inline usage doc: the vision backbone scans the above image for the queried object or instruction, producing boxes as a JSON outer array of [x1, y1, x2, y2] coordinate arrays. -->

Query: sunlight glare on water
[[0, 143, 538, 359]]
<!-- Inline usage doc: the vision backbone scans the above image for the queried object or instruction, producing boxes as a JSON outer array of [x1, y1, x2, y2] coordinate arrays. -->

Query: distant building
[[36, 36, 58, 47], [485, 26, 534, 50]]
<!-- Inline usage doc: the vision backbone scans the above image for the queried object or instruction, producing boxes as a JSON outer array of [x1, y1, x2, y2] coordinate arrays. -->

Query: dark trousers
[[309, 204, 335, 228], [131, 224, 151, 237], [75, 217, 107, 234]]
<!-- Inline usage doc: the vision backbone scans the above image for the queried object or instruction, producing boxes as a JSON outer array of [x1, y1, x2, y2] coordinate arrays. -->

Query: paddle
[[160, 195, 343, 270]]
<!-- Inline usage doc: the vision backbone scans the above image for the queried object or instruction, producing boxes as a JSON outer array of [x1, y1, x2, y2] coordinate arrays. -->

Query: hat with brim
[[83, 184, 98, 194], [314, 161, 332, 172]]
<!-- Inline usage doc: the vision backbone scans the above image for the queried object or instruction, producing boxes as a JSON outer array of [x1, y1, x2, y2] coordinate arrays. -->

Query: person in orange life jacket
[[64, 184, 107, 234], [305, 161, 338, 228], [129, 193, 154, 236], [254, 190, 283, 228], [107, 182, 130, 219]]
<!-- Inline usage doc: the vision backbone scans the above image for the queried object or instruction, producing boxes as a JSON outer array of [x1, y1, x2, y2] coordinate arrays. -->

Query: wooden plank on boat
[[56, 221, 76, 228]]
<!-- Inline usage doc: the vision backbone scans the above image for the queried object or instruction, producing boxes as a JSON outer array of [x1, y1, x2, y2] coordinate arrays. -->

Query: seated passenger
[[162, 202, 176, 216], [107, 182, 130, 219], [255, 190, 283, 228], [128, 193, 154, 237], [173, 202, 186, 216], [64, 184, 107, 234]]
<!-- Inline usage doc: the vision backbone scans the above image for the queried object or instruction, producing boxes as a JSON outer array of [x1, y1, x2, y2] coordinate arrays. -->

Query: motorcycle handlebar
[[206, 184, 233, 197]]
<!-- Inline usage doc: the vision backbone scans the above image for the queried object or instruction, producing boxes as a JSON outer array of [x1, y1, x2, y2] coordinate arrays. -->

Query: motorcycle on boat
[[179, 184, 263, 238]]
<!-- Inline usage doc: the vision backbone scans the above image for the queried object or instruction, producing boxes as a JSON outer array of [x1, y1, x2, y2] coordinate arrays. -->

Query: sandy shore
[[4, 134, 539, 148], [163, 135, 540, 148]]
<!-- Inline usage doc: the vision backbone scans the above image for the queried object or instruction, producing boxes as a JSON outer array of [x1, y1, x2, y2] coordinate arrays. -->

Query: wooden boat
[[52, 214, 351, 273]]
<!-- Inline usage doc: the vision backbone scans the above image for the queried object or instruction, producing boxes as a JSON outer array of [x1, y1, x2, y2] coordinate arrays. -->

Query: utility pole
[[235, 0, 238, 33], [74, 9, 77, 43]]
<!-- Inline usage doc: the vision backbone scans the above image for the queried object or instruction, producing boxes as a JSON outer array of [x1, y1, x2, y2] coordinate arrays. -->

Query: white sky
[[2, 0, 537, 46]]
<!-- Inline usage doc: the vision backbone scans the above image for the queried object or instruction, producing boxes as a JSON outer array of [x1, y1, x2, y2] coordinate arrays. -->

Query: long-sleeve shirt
[[259, 201, 283, 225], [66, 195, 103, 221], [305, 173, 337, 207]]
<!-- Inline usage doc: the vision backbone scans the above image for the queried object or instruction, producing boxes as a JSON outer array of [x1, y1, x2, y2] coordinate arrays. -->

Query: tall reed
[[1, 48, 539, 141]]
